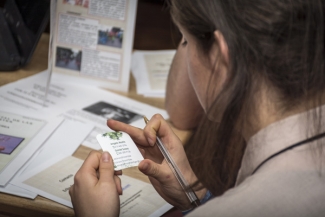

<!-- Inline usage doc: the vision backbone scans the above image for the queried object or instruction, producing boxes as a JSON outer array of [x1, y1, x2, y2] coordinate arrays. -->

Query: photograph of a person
[[98, 26, 123, 48], [82, 101, 142, 124], [0, 134, 24, 155], [56, 46, 82, 71]]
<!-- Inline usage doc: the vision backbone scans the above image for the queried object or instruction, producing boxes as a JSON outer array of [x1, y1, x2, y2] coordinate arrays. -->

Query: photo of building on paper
[[0, 134, 24, 155], [63, 0, 89, 8], [98, 25, 123, 48], [56, 46, 82, 71], [83, 101, 142, 124]]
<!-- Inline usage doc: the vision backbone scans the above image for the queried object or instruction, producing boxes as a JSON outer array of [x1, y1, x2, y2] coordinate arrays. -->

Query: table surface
[[0, 2, 189, 216]]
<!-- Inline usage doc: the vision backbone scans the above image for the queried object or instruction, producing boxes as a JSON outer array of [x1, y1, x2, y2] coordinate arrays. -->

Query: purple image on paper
[[0, 134, 24, 155]]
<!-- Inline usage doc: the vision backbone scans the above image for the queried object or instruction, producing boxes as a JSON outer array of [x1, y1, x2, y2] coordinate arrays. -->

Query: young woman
[[69, 0, 325, 216]]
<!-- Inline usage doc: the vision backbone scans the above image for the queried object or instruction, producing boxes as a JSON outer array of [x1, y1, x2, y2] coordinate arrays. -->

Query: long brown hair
[[169, 0, 325, 196]]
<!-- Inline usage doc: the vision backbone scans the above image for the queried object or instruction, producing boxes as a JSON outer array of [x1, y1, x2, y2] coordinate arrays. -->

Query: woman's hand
[[0, 146, 4, 152], [107, 114, 206, 210], [69, 151, 122, 217]]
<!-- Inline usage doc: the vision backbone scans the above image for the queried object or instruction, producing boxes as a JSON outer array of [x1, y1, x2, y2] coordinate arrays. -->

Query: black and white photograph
[[56, 46, 82, 71], [83, 101, 142, 124]]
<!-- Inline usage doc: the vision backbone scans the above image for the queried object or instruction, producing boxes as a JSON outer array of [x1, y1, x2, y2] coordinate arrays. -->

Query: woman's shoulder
[[188, 168, 325, 217]]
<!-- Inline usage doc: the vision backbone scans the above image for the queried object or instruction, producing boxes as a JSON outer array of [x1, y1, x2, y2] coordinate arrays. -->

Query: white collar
[[236, 105, 325, 185]]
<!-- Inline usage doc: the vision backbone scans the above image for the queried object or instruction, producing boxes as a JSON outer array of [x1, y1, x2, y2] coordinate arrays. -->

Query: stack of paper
[[12, 156, 173, 216], [0, 71, 168, 150], [0, 71, 172, 215], [0, 0, 174, 215], [0, 106, 93, 198]]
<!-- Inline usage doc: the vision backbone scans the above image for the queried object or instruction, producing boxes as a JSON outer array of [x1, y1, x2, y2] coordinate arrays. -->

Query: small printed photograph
[[83, 101, 142, 124], [63, 0, 89, 8], [98, 25, 123, 48], [0, 134, 24, 155], [56, 46, 82, 71]]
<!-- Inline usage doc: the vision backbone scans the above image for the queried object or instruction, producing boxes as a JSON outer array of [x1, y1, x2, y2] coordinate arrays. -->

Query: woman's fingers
[[143, 114, 182, 153], [69, 151, 120, 217], [97, 152, 115, 183], [107, 119, 148, 145], [114, 170, 122, 176], [144, 114, 173, 141], [138, 159, 174, 184], [114, 176, 122, 195], [74, 151, 101, 186]]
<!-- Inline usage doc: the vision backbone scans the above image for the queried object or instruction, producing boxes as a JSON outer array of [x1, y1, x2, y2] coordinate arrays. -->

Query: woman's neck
[[241, 86, 325, 142]]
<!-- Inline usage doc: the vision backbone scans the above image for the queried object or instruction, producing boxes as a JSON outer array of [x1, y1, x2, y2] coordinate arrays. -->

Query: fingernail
[[102, 152, 110, 162]]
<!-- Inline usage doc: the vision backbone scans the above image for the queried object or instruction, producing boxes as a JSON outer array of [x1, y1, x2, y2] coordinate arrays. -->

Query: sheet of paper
[[19, 119, 93, 174], [7, 119, 93, 198], [131, 50, 176, 98], [119, 175, 173, 217], [97, 132, 143, 170], [13, 155, 82, 207], [50, 0, 137, 92], [0, 184, 37, 199], [0, 107, 63, 186], [0, 71, 168, 150], [14, 155, 172, 216]]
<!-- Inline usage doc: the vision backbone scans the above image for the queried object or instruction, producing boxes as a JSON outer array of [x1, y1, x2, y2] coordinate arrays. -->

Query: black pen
[[143, 116, 201, 208]]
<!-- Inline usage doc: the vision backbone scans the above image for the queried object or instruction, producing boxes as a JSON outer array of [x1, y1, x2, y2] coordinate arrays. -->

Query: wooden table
[[0, 1, 189, 216]]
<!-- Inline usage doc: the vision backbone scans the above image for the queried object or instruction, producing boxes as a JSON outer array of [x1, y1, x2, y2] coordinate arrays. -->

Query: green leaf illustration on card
[[102, 131, 123, 140]]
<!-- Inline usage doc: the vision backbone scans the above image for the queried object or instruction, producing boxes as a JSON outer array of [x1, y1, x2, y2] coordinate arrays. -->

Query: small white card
[[96, 132, 144, 170]]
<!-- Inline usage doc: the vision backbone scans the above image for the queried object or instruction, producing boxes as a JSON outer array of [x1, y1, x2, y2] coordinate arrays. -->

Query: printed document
[[5, 119, 93, 198], [14, 155, 173, 216], [0, 71, 168, 150], [0, 107, 63, 186], [97, 132, 144, 170], [131, 50, 176, 97], [50, 0, 137, 92]]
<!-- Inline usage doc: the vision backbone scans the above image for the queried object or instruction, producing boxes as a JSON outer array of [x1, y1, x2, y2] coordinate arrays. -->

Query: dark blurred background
[[0, 0, 181, 50]]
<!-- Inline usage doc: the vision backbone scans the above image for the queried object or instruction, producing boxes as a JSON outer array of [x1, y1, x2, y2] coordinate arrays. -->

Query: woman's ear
[[211, 30, 229, 65]]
